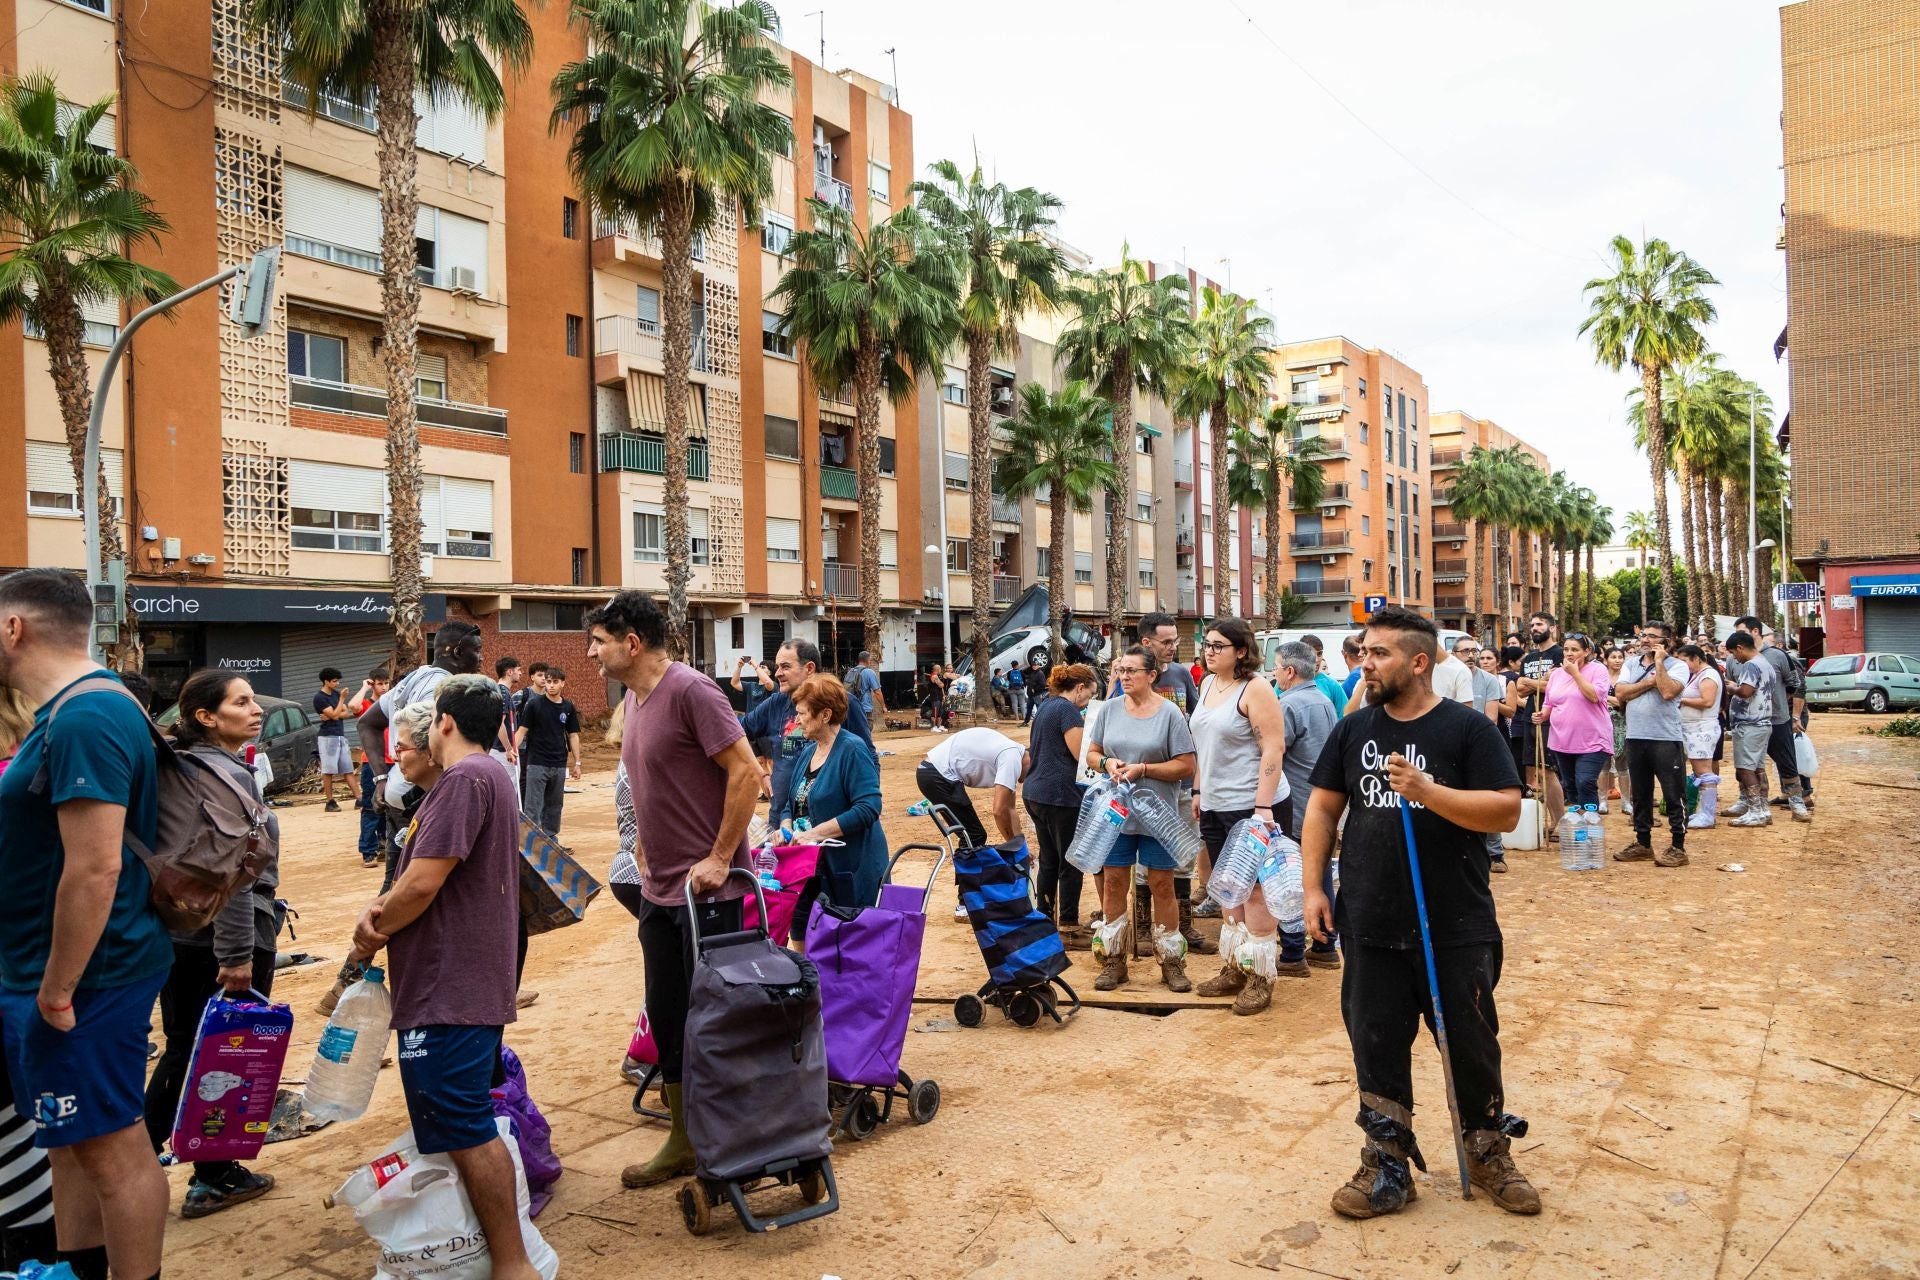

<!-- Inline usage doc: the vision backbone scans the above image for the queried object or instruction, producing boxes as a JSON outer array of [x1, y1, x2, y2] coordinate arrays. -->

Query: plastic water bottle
[[906, 799, 932, 817], [751, 843, 781, 890], [1066, 778, 1131, 873], [1581, 805, 1603, 870], [302, 966, 392, 1124], [1125, 787, 1205, 871], [1559, 810, 1596, 872], [1208, 819, 1274, 909], [1256, 835, 1306, 932]]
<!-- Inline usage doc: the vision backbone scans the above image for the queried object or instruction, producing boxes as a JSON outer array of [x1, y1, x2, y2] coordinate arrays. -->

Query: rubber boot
[[1330, 1098, 1426, 1219], [1686, 774, 1719, 829], [621, 1082, 695, 1188], [1195, 921, 1248, 997], [1464, 1128, 1542, 1214], [1130, 875, 1154, 959], [1179, 898, 1217, 956]]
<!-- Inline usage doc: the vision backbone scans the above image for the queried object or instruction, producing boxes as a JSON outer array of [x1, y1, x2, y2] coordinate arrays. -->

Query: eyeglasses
[[1200, 641, 1233, 652], [1115, 666, 1150, 677], [1454, 646, 1480, 656]]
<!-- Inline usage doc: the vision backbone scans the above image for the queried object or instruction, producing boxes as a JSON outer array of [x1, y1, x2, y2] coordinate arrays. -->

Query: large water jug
[[1065, 779, 1132, 874], [1559, 810, 1598, 872], [1126, 786, 1204, 871], [1208, 819, 1274, 909], [1255, 835, 1306, 933], [1581, 805, 1604, 870], [302, 966, 393, 1124]]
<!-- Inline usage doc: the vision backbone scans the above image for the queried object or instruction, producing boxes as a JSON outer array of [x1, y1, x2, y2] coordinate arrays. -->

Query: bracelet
[[36, 996, 71, 1013]]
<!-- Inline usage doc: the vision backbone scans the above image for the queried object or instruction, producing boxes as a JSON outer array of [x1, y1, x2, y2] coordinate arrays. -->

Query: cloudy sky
[[783, 0, 1789, 533]]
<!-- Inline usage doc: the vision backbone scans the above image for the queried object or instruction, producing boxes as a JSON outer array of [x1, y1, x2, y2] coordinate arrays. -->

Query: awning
[[626, 372, 707, 437], [1297, 404, 1345, 423], [1139, 423, 1164, 438], [819, 407, 856, 429]]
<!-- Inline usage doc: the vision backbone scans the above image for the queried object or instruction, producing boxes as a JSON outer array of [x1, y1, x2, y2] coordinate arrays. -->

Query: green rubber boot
[[621, 1082, 695, 1188]]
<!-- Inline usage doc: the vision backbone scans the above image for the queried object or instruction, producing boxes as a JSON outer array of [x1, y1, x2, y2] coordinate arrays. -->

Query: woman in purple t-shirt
[[1533, 633, 1613, 816]]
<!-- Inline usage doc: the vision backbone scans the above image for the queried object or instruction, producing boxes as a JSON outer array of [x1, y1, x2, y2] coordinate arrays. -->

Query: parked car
[[1805, 651, 1920, 713], [952, 619, 1109, 679], [1256, 626, 1471, 680], [154, 693, 321, 793]]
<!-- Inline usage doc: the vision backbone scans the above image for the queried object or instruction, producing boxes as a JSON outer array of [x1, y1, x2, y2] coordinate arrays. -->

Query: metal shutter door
[[1864, 599, 1920, 658], [278, 624, 392, 710], [284, 168, 381, 255]]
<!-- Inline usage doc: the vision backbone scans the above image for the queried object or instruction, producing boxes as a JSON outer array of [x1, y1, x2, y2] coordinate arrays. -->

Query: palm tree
[[1449, 446, 1514, 640], [1584, 502, 1614, 633], [1172, 286, 1273, 611], [0, 74, 177, 661], [771, 202, 958, 652], [1227, 403, 1328, 629], [1486, 445, 1541, 630], [995, 381, 1122, 665], [1056, 248, 1189, 648], [1623, 510, 1656, 630], [1579, 234, 1718, 626], [910, 159, 1066, 682], [551, 0, 790, 658], [260, 0, 534, 670]]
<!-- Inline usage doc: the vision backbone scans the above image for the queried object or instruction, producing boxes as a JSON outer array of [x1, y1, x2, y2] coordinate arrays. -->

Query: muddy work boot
[[1231, 973, 1272, 1016], [1195, 921, 1248, 997], [1094, 952, 1129, 991], [1654, 842, 1689, 868], [1330, 1100, 1426, 1220], [1092, 917, 1130, 990], [1613, 839, 1654, 862], [1465, 1129, 1542, 1215], [1154, 924, 1192, 993], [1179, 899, 1217, 956]]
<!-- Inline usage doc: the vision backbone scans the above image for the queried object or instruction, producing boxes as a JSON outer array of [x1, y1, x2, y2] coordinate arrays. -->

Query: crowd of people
[[0, 553, 1833, 1274]]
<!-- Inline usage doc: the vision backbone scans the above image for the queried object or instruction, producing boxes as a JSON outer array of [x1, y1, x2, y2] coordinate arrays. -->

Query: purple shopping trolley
[[807, 842, 947, 1140]]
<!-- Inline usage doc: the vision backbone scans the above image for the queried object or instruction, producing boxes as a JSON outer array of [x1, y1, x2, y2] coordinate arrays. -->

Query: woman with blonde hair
[[0, 687, 33, 779]]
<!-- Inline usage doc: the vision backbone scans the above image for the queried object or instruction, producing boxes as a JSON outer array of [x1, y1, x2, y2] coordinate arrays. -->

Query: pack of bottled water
[[1066, 778, 1132, 873], [1208, 819, 1275, 909]]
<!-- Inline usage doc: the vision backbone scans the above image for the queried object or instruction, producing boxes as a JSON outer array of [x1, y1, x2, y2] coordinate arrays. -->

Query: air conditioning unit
[[992, 386, 1014, 405], [1318, 364, 1333, 376], [1322, 554, 1338, 566], [448, 265, 479, 293], [1321, 506, 1337, 518]]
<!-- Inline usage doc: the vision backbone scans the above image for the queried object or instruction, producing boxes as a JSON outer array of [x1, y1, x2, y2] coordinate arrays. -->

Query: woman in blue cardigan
[[778, 674, 889, 934]]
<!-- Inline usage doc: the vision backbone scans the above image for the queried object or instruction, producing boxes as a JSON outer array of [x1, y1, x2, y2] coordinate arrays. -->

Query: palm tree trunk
[[1585, 542, 1597, 631], [1638, 546, 1648, 628], [1554, 537, 1567, 622], [1264, 466, 1281, 629], [966, 329, 994, 686], [373, 0, 426, 675], [1105, 354, 1133, 662], [856, 329, 884, 654], [1210, 395, 1231, 613], [1495, 524, 1510, 632], [1049, 487, 1070, 668], [1718, 479, 1738, 617], [1641, 363, 1677, 625], [1731, 485, 1751, 617], [1471, 518, 1489, 640], [1674, 452, 1699, 634], [1565, 536, 1579, 630], [1690, 470, 1712, 632], [657, 180, 696, 663]]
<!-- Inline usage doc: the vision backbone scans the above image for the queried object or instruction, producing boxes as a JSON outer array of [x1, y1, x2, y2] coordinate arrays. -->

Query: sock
[[59, 1245, 109, 1280]]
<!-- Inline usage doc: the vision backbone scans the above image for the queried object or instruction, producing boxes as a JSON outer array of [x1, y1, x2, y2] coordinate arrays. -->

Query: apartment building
[[1427, 412, 1551, 635], [1780, 0, 1920, 654]]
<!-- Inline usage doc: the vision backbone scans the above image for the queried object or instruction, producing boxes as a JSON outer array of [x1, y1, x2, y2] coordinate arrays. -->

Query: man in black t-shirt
[[1509, 612, 1566, 837], [513, 667, 580, 835], [1301, 607, 1539, 1221]]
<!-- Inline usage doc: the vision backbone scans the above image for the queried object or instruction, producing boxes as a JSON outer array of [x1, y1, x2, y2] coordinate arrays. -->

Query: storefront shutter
[[284, 168, 381, 255], [279, 624, 393, 708], [1863, 599, 1920, 658]]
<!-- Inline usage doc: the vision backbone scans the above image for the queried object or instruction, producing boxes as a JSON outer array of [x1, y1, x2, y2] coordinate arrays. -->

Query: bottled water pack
[[1065, 778, 1131, 874]]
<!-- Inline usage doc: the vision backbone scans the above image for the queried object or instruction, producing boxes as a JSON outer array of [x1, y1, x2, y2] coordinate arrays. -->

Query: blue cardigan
[[780, 730, 889, 910]]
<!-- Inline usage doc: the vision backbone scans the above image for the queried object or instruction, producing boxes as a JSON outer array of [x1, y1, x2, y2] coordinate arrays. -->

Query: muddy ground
[[161, 708, 1920, 1280]]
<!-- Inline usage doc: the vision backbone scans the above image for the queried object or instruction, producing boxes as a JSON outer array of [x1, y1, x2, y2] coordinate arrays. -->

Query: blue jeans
[[522, 764, 567, 834], [357, 762, 383, 856], [1555, 749, 1610, 810]]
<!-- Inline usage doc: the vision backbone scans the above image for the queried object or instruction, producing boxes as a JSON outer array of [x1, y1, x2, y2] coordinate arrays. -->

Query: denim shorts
[[1105, 833, 1176, 871], [0, 967, 167, 1149]]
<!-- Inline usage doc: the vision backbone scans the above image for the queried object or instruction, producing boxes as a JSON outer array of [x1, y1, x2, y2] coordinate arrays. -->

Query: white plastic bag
[[330, 1117, 558, 1280], [1795, 731, 1819, 778]]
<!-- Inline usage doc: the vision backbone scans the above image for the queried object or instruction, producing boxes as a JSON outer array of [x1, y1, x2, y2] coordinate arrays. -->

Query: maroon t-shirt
[[387, 753, 521, 1029], [621, 663, 750, 907]]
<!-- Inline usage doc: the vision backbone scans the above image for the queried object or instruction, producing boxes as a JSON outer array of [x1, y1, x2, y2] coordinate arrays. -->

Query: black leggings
[[636, 895, 744, 1085], [1025, 798, 1083, 925], [144, 938, 278, 1180]]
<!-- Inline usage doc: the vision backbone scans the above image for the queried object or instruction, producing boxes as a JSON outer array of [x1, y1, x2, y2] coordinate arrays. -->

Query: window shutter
[[285, 168, 381, 254], [79, 294, 120, 329], [415, 353, 448, 388], [289, 459, 385, 514], [435, 211, 489, 292], [766, 517, 801, 555], [420, 476, 445, 548], [25, 440, 72, 494], [440, 476, 493, 532], [943, 452, 968, 484], [689, 507, 710, 541], [822, 526, 839, 560], [416, 87, 486, 164], [56, 101, 115, 153], [415, 202, 436, 242], [879, 529, 898, 568]]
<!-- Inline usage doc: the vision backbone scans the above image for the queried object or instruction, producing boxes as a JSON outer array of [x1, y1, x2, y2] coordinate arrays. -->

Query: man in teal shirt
[[0, 569, 171, 1280]]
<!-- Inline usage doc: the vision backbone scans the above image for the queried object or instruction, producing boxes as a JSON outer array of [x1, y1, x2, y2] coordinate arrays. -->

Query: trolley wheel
[[1008, 991, 1042, 1027], [908, 1078, 941, 1124], [798, 1167, 828, 1205], [845, 1093, 881, 1140], [679, 1180, 712, 1236], [953, 994, 985, 1027]]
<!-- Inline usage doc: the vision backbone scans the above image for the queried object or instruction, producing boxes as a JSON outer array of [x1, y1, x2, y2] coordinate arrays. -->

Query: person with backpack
[[0, 569, 172, 1280], [140, 670, 282, 1219]]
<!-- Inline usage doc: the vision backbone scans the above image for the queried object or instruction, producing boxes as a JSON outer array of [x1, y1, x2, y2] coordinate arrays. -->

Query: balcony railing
[[992, 575, 1020, 604], [1432, 522, 1467, 539], [824, 562, 860, 600], [1296, 433, 1348, 457], [596, 313, 661, 359], [1293, 578, 1353, 598], [1179, 587, 1198, 612], [1432, 489, 1457, 506], [1251, 535, 1268, 557], [1429, 448, 1464, 468], [289, 375, 506, 436], [598, 432, 710, 479], [1175, 526, 1195, 550], [1435, 594, 1468, 611], [820, 465, 858, 500], [1175, 460, 1194, 485], [1290, 529, 1352, 550], [282, 81, 376, 131], [991, 496, 1019, 524], [1288, 390, 1345, 408], [593, 215, 706, 262], [1434, 558, 1468, 575], [820, 177, 855, 212]]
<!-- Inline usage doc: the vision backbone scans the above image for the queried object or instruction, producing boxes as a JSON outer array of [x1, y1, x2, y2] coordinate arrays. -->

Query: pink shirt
[[1543, 662, 1614, 756]]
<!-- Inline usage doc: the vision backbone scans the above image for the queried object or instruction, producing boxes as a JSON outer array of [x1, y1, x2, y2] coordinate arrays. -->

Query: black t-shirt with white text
[[1308, 698, 1523, 949], [519, 696, 579, 767], [1511, 643, 1562, 747]]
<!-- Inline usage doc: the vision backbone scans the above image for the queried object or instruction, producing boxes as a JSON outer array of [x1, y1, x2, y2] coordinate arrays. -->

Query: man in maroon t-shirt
[[350, 674, 542, 1280], [586, 591, 760, 1190]]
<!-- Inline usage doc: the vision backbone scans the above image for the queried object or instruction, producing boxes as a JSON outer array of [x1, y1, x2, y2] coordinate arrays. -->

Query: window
[[879, 529, 898, 569], [415, 352, 447, 402], [761, 310, 794, 358], [287, 330, 346, 383], [770, 111, 794, 159], [415, 206, 489, 292], [1363, 558, 1375, 581], [764, 415, 800, 460], [1384, 432, 1393, 464], [766, 517, 801, 561], [1398, 391, 1407, 429], [1409, 398, 1417, 430], [1360, 469, 1370, 491], [58, 0, 110, 15], [572, 547, 587, 585], [946, 538, 970, 573], [761, 618, 785, 662], [1037, 547, 1052, 578], [565, 314, 583, 357], [290, 459, 384, 551], [569, 432, 586, 474], [22, 292, 119, 347], [941, 366, 966, 405], [689, 507, 710, 566], [878, 436, 896, 476], [286, 168, 383, 271], [1383, 385, 1393, 422], [1410, 443, 1418, 471], [562, 198, 580, 239], [1074, 552, 1094, 584], [26, 441, 123, 517], [1358, 378, 1367, 399], [1138, 558, 1156, 588], [868, 161, 890, 202], [635, 286, 661, 332], [633, 504, 665, 563], [431, 475, 494, 557], [413, 86, 486, 164], [1412, 486, 1419, 516], [944, 451, 969, 491], [499, 602, 588, 631], [1361, 514, 1370, 535], [761, 211, 795, 256], [1386, 479, 1395, 506], [1136, 490, 1153, 522]]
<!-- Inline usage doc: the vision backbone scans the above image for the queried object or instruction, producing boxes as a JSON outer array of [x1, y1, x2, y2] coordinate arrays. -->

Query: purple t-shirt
[[388, 753, 521, 1030], [622, 663, 751, 907], [1544, 662, 1615, 757]]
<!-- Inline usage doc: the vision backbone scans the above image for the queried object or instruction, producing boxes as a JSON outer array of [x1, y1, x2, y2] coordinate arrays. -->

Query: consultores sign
[[127, 587, 448, 625]]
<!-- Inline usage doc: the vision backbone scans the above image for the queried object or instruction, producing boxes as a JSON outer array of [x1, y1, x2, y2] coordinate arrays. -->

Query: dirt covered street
[[163, 710, 1920, 1280]]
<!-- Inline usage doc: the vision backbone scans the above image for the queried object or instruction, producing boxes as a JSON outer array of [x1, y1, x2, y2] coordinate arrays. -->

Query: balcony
[[1296, 433, 1350, 460], [598, 432, 710, 479], [1432, 521, 1467, 540], [1175, 525, 1195, 551], [1432, 488, 1457, 507], [1175, 460, 1194, 486], [1251, 535, 1269, 558], [819, 387, 856, 415], [595, 314, 710, 380], [989, 420, 1016, 447], [991, 496, 1020, 525], [289, 375, 506, 436], [282, 81, 375, 130], [1288, 389, 1348, 411], [1435, 594, 1468, 611], [1293, 578, 1354, 599], [1434, 558, 1468, 576], [593, 214, 706, 268], [824, 562, 859, 600], [819, 176, 855, 212], [1179, 587, 1198, 612], [820, 465, 858, 501], [1290, 529, 1352, 552], [992, 575, 1020, 604], [1429, 448, 1464, 470]]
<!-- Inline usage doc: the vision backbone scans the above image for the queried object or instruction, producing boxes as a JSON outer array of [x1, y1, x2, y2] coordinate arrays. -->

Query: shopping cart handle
[[883, 843, 950, 908], [683, 867, 769, 951]]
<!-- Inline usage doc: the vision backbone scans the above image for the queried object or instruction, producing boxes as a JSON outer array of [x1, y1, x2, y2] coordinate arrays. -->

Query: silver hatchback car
[[1805, 651, 1920, 713]]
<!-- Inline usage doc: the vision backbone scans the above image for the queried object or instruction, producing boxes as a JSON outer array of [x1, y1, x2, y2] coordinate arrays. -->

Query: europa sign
[[127, 587, 448, 625]]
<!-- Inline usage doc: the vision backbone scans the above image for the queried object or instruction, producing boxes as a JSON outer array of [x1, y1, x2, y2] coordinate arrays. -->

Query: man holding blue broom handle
[[1301, 607, 1541, 1220]]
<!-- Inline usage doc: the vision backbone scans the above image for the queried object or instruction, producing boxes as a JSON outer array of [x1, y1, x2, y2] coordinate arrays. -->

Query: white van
[[1256, 625, 1471, 680]]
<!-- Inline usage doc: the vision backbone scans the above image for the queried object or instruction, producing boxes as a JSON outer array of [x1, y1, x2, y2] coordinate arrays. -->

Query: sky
[[778, 0, 1791, 536]]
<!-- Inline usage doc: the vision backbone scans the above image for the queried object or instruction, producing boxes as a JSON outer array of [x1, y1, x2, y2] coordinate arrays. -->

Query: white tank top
[[1190, 675, 1288, 812]]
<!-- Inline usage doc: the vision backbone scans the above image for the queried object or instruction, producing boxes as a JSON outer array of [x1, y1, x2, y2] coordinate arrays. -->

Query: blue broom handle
[[1399, 789, 1474, 1199]]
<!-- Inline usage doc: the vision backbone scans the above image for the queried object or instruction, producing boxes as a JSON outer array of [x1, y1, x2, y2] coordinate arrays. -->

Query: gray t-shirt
[[1090, 697, 1196, 836], [1278, 683, 1338, 840], [1621, 654, 1688, 743], [1470, 669, 1506, 717], [1754, 646, 1797, 724]]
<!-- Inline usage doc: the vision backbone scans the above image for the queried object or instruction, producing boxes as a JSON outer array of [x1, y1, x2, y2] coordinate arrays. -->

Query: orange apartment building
[[1427, 411, 1551, 635]]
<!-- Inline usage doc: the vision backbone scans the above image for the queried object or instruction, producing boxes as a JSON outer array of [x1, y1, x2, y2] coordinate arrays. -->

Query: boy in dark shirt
[[514, 668, 580, 835]]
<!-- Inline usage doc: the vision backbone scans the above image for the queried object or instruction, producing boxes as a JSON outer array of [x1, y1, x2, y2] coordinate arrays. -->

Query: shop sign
[[128, 587, 447, 625]]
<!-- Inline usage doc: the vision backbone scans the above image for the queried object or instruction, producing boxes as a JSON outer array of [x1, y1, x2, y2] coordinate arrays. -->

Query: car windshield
[[1810, 655, 1863, 675]]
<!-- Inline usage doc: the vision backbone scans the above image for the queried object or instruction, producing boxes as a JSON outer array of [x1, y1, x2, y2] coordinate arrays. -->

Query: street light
[[924, 544, 950, 669]]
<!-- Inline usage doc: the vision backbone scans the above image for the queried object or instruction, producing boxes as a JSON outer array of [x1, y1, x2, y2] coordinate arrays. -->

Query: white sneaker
[[954, 904, 969, 920], [1686, 811, 1715, 830], [1597, 800, 1610, 814], [1622, 799, 1634, 817], [1722, 798, 1750, 818], [1731, 808, 1772, 827], [1789, 798, 1812, 823]]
